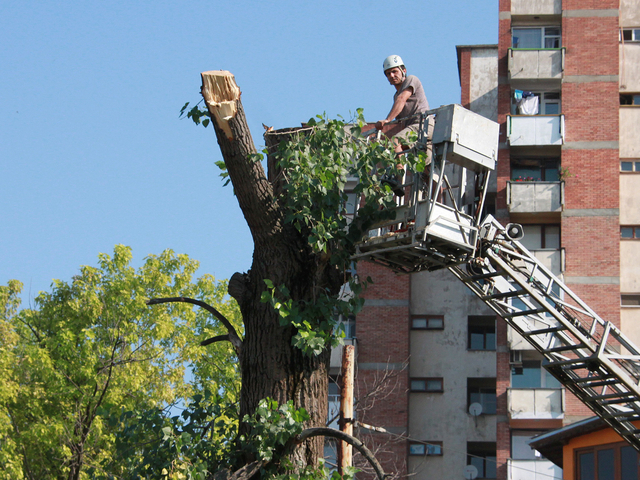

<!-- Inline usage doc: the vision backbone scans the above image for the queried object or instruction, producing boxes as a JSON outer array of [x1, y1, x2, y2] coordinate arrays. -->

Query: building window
[[324, 439, 338, 472], [482, 192, 496, 219], [343, 192, 359, 224], [511, 355, 561, 389], [468, 316, 496, 351], [468, 378, 496, 415], [327, 379, 340, 429], [621, 28, 640, 42], [512, 27, 561, 48], [512, 91, 560, 115], [621, 226, 640, 240], [409, 441, 443, 456], [520, 224, 560, 250], [622, 294, 640, 306], [511, 430, 545, 460], [576, 442, 639, 480], [620, 94, 640, 105], [335, 313, 356, 339], [412, 315, 444, 330], [411, 377, 444, 393], [511, 157, 560, 181], [621, 160, 640, 172], [468, 442, 497, 479]]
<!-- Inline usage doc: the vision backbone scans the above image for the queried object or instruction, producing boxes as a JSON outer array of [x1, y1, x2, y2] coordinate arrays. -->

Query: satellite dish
[[469, 402, 483, 416], [464, 465, 479, 480]]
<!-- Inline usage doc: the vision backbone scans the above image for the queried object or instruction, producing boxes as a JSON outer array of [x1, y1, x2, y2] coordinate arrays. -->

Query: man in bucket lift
[[375, 55, 430, 196]]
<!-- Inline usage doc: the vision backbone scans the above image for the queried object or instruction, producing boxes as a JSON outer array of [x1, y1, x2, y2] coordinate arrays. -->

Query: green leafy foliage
[[241, 399, 309, 463], [105, 390, 238, 480], [241, 399, 359, 480], [260, 279, 363, 357], [0, 246, 241, 480], [258, 111, 428, 356], [180, 102, 211, 128]]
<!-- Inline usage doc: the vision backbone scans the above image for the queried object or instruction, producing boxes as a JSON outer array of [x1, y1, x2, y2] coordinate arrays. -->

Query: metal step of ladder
[[449, 216, 640, 452]]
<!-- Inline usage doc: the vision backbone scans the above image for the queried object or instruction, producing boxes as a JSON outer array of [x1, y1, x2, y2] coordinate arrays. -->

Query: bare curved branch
[[146, 297, 242, 356], [295, 427, 387, 480], [200, 334, 231, 347]]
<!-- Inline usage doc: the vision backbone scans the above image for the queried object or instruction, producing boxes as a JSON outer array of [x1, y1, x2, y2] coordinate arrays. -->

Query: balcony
[[508, 388, 564, 420], [507, 115, 564, 146], [508, 459, 562, 480], [508, 48, 564, 83], [507, 181, 564, 214], [511, 0, 561, 16]]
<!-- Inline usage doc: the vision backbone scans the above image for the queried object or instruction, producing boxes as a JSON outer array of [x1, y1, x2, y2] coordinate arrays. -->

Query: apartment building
[[334, 1, 640, 480]]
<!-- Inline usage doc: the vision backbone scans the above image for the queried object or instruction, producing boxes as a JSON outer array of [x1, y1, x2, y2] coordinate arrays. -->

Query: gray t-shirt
[[394, 75, 429, 125]]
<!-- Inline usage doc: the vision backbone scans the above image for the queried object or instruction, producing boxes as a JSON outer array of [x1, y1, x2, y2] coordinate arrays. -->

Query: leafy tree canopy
[[0, 245, 241, 480]]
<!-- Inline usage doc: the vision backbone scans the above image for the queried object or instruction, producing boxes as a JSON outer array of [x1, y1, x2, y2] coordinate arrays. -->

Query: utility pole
[[338, 345, 355, 475]]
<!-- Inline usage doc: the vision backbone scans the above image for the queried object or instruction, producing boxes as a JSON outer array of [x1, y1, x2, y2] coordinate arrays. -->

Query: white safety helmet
[[383, 55, 405, 73]]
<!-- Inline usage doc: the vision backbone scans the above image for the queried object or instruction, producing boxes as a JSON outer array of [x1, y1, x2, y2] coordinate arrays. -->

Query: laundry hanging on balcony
[[517, 91, 539, 115]]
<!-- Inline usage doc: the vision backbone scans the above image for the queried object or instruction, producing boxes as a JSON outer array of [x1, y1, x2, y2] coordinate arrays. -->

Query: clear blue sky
[[1, 1, 497, 302]]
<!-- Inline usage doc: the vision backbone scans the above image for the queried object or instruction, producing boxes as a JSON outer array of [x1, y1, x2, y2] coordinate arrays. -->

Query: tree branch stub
[[201, 70, 241, 141]]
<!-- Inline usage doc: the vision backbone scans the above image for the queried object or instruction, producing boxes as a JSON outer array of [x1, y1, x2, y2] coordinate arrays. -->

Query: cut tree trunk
[[201, 71, 333, 469]]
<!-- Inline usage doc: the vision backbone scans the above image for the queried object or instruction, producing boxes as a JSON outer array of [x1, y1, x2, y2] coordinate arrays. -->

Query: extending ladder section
[[352, 104, 640, 451], [449, 216, 640, 451]]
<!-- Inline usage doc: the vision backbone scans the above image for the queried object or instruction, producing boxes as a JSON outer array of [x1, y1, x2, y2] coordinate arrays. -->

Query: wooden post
[[338, 345, 355, 475]]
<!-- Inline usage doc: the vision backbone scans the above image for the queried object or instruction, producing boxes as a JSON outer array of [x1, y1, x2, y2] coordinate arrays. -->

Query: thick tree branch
[[294, 428, 387, 480], [201, 70, 283, 246], [200, 334, 231, 347], [146, 297, 243, 356]]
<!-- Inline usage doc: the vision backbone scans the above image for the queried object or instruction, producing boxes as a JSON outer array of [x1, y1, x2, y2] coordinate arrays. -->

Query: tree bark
[[201, 71, 332, 468]]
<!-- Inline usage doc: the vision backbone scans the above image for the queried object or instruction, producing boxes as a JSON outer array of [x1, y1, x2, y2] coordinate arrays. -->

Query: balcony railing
[[508, 388, 564, 420], [507, 115, 564, 146], [507, 181, 564, 213], [511, 0, 561, 16], [508, 48, 564, 82], [508, 459, 562, 480]]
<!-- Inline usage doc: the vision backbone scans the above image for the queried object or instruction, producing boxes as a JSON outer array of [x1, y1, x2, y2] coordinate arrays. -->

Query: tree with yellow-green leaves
[[0, 245, 241, 480]]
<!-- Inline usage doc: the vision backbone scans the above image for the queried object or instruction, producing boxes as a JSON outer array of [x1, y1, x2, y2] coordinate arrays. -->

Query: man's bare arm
[[376, 87, 413, 130]]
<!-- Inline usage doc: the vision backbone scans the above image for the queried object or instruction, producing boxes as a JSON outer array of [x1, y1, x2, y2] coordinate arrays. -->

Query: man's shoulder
[[400, 75, 423, 92]]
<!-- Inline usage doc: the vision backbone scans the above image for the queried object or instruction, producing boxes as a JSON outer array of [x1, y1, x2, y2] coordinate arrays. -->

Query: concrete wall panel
[[620, 108, 640, 158], [470, 49, 499, 121], [620, 175, 640, 224], [620, 45, 640, 92], [621, 241, 640, 291], [511, 0, 561, 16], [620, 0, 640, 26], [621, 307, 640, 348]]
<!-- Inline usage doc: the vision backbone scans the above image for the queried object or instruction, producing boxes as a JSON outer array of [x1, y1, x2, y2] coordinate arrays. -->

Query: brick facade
[[351, 2, 629, 479], [356, 261, 409, 479]]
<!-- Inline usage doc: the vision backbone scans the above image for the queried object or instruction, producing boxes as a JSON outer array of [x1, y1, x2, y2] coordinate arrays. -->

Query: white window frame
[[512, 91, 561, 115], [621, 28, 640, 42], [512, 26, 561, 49], [620, 160, 640, 172]]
